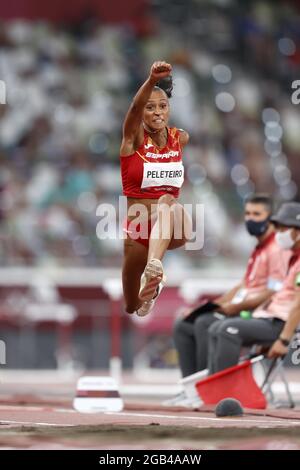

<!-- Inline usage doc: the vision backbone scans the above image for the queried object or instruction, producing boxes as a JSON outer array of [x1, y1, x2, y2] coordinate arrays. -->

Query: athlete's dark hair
[[154, 75, 173, 98], [244, 193, 273, 214]]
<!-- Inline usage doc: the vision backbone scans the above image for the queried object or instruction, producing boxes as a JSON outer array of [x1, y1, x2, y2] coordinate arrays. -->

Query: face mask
[[275, 229, 296, 250], [245, 218, 269, 237]]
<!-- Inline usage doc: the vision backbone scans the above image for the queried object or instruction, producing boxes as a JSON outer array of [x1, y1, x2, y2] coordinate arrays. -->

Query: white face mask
[[275, 229, 297, 250]]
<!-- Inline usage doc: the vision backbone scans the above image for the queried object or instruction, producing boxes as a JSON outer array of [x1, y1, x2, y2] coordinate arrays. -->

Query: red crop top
[[120, 127, 184, 199]]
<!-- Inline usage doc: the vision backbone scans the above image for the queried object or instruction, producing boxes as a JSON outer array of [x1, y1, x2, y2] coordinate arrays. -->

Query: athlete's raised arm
[[121, 61, 172, 155]]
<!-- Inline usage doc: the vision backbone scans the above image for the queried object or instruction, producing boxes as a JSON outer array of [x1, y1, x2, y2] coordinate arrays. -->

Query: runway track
[[1, 371, 300, 449]]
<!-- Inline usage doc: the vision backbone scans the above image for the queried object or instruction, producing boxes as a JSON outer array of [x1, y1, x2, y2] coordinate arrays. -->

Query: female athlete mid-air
[[120, 61, 192, 316]]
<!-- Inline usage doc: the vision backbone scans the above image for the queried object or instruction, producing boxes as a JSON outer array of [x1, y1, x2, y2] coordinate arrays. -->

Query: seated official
[[208, 202, 300, 374], [173, 194, 291, 379]]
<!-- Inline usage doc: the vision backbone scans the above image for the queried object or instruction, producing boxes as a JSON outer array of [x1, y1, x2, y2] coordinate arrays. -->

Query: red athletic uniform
[[120, 127, 184, 199], [121, 127, 185, 248]]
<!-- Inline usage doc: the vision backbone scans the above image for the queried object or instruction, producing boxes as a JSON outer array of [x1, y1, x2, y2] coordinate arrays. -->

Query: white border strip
[[105, 411, 300, 426]]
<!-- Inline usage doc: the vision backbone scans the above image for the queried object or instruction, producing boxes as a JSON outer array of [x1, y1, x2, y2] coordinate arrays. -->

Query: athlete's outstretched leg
[[122, 237, 148, 314], [138, 195, 175, 306], [138, 195, 192, 313], [148, 194, 192, 258], [147, 194, 176, 262]]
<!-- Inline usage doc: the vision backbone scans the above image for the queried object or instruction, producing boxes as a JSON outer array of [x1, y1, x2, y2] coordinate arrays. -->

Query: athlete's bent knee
[[158, 194, 176, 207]]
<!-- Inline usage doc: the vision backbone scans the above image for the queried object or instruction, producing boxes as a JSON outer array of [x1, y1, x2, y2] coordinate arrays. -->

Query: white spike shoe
[[136, 299, 156, 317], [139, 259, 165, 302], [136, 259, 166, 317]]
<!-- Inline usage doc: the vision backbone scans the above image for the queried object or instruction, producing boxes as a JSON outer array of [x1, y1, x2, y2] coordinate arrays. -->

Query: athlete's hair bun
[[156, 76, 173, 98]]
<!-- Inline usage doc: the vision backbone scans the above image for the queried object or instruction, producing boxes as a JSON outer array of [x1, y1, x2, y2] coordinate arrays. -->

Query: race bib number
[[141, 161, 184, 189]]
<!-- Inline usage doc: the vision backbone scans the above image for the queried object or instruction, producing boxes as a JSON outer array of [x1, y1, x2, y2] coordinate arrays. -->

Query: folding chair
[[260, 356, 295, 408], [252, 328, 300, 409]]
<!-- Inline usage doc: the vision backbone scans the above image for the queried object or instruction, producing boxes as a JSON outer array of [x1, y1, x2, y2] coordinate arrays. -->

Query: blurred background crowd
[[0, 0, 300, 269]]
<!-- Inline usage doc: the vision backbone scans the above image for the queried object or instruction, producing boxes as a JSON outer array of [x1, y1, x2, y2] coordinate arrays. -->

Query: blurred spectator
[[0, 0, 299, 267], [172, 194, 290, 380]]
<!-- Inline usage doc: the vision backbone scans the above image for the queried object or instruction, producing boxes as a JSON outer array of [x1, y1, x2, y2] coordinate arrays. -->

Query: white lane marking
[[1, 406, 299, 427], [1, 413, 299, 428], [105, 411, 300, 426]]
